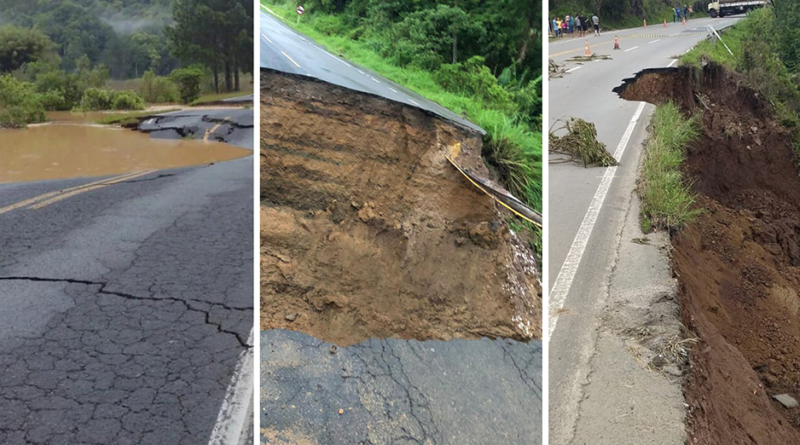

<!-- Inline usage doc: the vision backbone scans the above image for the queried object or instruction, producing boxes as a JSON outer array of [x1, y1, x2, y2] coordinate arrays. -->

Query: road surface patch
[[548, 102, 646, 339]]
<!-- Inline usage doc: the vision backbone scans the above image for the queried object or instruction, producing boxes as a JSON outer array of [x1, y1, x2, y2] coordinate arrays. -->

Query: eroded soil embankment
[[260, 69, 541, 346], [618, 64, 800, 444]]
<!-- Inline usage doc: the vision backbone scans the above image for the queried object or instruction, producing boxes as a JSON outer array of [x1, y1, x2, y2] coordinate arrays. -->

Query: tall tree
[[0, 26, 53, 72], [168, 0, 252, 92]]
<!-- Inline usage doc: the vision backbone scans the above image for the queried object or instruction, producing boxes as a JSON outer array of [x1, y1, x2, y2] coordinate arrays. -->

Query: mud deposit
[[618, 63, 800, 443], [260, 69, 541, 346], [0, 124, 250, 183]]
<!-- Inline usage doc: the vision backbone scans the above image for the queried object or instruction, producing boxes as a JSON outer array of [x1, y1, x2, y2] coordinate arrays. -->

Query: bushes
[[78, 88, 145, 111], [111, 90, 145, 110], [139, 70, 179, 103], [0, 75, 46, 127], [169, 66, 204, 104], [434, 56, 515, 111]]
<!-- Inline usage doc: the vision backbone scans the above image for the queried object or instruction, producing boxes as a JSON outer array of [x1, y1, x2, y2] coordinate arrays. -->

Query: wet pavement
[[0, 109, 254, 444], [261, 330, 543, 445]]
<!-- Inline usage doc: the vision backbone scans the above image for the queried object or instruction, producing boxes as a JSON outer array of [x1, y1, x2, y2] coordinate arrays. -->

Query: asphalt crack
[[0, 276, 251, 348]]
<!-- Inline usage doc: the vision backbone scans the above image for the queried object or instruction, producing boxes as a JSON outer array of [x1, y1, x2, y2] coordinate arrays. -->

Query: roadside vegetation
[[681, 5, 800, 149], [0, 0, 253, 128], [262, 0, 542, 219], [639, 102, 700, 231]]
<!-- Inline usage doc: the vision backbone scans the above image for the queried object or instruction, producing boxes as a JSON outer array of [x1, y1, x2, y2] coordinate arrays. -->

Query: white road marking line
[[369, 77, 380, 83], [668, 59, 678, 67], [357, 69, 365, 74], [323, 51, 351, 68], [624, 46, 639, 52], [649, 39, 661, 44], [670, 33, 679, 37], [548, 102, 647, 341], [388, 87, 398, 93], [566, 66, 583, 73], [299, 37, 307, 42], [208, 329, 254, 445], [408, 99, 420, 106], [261, 33, 272, 44], [280, 51, 301, 68]]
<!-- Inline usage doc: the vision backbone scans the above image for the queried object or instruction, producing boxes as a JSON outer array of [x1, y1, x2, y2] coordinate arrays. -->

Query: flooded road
[[0, 123, 251, 183]]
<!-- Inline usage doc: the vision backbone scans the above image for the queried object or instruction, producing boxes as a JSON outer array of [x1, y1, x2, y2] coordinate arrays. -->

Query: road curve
[[259, 7, 484, 135]]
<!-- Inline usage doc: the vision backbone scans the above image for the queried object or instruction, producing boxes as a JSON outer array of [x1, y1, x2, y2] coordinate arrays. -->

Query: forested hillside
[[0, 0, 253, 128], [0, 0, 251, 85]]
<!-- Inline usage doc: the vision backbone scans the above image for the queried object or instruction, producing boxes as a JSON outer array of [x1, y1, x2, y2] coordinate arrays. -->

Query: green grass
[[97, 109, 180, 126], [679, 25, 744, 69], [261, 1, 542, 214], [639, 102, 702, 231]]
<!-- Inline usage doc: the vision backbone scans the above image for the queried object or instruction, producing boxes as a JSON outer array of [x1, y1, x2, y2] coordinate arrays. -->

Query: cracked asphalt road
[[0, 111, 254, 444], [261, 331, 542, 444]]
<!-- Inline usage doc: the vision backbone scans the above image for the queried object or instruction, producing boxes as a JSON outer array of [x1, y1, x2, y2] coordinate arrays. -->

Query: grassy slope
[[639, 102, 700, 231], [260, 1, 542, 212]]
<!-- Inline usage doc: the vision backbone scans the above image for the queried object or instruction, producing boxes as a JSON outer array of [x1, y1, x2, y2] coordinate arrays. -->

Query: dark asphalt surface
[[0, 111, 254, 444], [261, 331, 542, 444], [259, 8, 484, 135]]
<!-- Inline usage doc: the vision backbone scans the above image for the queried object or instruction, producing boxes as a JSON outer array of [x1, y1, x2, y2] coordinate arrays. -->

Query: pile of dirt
[[618, 63, 800, 444], [260, 69, 541, 347]]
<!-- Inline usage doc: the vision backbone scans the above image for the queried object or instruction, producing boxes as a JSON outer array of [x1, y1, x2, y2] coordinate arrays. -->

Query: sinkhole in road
[[0, 121, 251, 183], [616, 63, 800, 444], [260, 69, 542, 346]]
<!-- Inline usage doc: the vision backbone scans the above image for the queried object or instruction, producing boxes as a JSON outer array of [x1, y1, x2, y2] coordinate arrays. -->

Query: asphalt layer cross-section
[[259, 7, 484, 135], [261, 330, 542, 444], [0, 111, 254, 444]]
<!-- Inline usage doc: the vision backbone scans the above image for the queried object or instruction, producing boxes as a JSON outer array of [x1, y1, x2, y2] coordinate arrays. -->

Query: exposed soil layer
[[618, 63, 800, 444], [260, 69, 541, 346]]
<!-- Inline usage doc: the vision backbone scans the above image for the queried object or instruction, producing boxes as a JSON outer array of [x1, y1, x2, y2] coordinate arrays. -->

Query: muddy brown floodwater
[[260, 69, 542, 347], [0, 124, 251, 184], [617, 63, 800, 444]]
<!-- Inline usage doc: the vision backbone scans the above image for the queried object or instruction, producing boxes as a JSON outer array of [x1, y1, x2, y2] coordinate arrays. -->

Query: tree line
[[0, 0, 252, 93]]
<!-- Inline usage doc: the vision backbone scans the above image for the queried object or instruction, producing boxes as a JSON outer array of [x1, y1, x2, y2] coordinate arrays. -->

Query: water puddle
[[0, 124, 250, 183]]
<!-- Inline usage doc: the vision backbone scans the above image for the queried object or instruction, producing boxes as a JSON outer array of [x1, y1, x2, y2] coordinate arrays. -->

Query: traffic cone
[[613, 36, 620, 50], [643, 19, 647, 27], [664, 20, 667, 27], [585, 40, 592, 56]]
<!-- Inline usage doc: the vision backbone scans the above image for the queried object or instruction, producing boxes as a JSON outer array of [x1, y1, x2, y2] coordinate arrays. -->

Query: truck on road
[[708, 0, 767, 17]]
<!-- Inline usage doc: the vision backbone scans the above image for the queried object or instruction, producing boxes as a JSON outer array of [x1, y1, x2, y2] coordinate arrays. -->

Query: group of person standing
[[551, 14, 600, 38], [675, 5, 694, 22]]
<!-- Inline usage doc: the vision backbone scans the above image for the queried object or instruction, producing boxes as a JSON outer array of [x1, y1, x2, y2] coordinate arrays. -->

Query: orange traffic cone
[[664, 20, 667, 27], [613, 36, 620, 50], [643, 19, 647, 27], [585, 40, 592, 56]]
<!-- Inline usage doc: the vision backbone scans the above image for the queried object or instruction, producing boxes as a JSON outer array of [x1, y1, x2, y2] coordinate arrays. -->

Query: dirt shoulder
[[618, 63, 800, 444]]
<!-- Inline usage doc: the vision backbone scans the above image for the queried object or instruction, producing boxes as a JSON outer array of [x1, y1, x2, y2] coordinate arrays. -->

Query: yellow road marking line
[[203, 117, 231, 143], [30, 170, 156, 210], [281, 51, 301, 68], [0, 172, 143, 216], [549, 32, 705, 58]]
